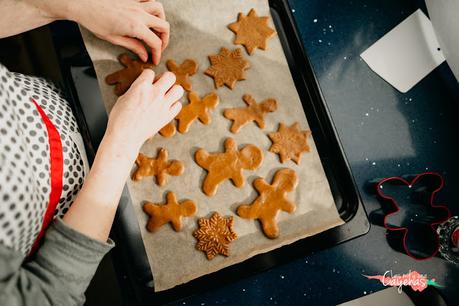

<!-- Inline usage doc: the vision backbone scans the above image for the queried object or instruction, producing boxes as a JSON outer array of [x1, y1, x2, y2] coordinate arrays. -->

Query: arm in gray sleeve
[[0, 218, 114, 306]]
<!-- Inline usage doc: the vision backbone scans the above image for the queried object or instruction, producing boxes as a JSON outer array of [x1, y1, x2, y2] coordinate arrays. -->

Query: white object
[[426, 0, 459, 82], [361, 9, 445, 93]]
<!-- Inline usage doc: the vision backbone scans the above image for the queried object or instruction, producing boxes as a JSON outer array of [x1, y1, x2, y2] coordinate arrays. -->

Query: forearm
[[0, 219, 113, 306], [0, 0, 62, 38], [63, 133, 139, 242]]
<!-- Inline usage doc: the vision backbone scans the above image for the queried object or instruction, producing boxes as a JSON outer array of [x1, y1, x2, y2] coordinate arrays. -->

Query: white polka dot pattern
[[0, 64, 87, 254]]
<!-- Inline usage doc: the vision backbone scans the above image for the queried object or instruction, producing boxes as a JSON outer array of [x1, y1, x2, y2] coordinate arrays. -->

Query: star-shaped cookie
[[143, 192, 197, 232], [205, 47, 250, 89], [268, 122, 311, 164], [193, 212, 238, 260], [228, 9, 276, 55], [166, 59, 198, 91], [176, 91, 219, 134]]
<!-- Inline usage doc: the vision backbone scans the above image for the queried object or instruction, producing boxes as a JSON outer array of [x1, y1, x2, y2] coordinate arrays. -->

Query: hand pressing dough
[[224, 94, 277, 133], [105, 53, 155, 96], [195, 138, 263, 197], [193, 212, 237, 260], [205, 47, 250, 89], [132, 148, 184, 186], [166, 59, 198, 92], [237, 169, 298, 239], [268, 122, 311, 164], [143, 192, 197, 232], [176, 91, 219, 134], [228, 8, 276, 55]]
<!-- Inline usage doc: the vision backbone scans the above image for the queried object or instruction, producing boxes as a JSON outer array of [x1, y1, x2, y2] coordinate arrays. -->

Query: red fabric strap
[[29, 99, 64, 256]]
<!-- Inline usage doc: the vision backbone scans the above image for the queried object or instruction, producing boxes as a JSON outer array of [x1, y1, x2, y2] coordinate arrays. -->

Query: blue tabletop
[[172, 0, 459, 305]]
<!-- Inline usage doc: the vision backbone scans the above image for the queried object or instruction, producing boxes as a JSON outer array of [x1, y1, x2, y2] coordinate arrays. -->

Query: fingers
[[145, 15, 170, 51], [109, 36, 148, 62], [132, 68, 156, 87], [164, 85, 184, 107], [169, 101, 182, 117], [142, 1, 166, 20], [153, 71, 176, 95], [136, 27, 163, 65]]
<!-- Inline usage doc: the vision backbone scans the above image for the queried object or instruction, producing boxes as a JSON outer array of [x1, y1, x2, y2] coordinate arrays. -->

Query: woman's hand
[[105, 69, 183, 155], [33, 0, 169, 64], [74, 0, 169, 64], [3, 0, 169, 63]]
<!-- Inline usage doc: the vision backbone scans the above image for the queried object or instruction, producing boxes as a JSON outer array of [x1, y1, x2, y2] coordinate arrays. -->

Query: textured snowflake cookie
[[105, 53, 155, 96], [166, 59, 198, 92], [132, 148, 184, 186], [158, 121, 176, 138], [228, 9, 276, 55], [195, 138, 263, 197], [205, 47, 250, 89], [237, 169, 298, 239], [176, 91, 219, 134], [268, 122, 311, 164], [224, 94, 277, 133], [143, 192, 197, 232], [193, 212, 237, 260]]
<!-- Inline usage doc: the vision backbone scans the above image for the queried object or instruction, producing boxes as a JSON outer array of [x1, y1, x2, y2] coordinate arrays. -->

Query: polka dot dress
[[0, 64, 88, 255]]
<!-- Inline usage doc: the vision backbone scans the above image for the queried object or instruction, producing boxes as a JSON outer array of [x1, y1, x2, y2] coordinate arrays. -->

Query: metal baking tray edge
[[61, 0, 370, 303]]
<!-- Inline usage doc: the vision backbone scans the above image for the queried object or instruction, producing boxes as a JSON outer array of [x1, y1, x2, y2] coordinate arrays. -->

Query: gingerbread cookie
[[166, 59, 198, 92], [143, 192, 197, 232], [268, 122, 311, 164], [105, 53, 155, 96], [176, 91, 219, 134], [195, 138, 263, 196], [193, 212, 237, 260], [159, 121, 176, 138], [224, 94, 277, 133], [237, 169, 298, 239], [205, 47, 250, 89], [228, 9, 276, 55], [132, 149, 184, 186]]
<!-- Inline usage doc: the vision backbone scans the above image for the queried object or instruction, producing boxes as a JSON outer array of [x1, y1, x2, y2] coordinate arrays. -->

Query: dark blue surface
[[171, 0, 459, 305]]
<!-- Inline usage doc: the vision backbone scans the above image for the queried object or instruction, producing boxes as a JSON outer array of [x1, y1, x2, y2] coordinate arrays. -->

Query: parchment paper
[[80, 0, 344, 291]]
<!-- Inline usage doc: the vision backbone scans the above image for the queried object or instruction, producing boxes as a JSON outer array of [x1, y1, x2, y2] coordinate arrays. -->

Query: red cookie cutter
[[376, 172, 451, 260]]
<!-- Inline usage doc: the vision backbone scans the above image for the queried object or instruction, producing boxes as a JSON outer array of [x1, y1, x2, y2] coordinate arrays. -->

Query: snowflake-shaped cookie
[[205, 47, 250, 89], [268, 122, 311, 164], [193, 212, 237, 260], [228, 9, 276, 55]]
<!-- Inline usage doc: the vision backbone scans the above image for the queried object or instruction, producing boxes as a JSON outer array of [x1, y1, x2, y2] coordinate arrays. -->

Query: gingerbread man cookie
[[268, 122, 311, 164], [237, 169, 298, 239], [224, 94, 277, 133], [228, 9, 276, 55], [195, 138, 263, 196], [193, 212, 237, 260], [205, 47, 250, 89], [143, 192, 197, 232], [105, 53, 155, 96], [159, 121, 176, 138], [166, 59, 198, 92], [132, 148, 184, 186], [176, 91, 219, 134]]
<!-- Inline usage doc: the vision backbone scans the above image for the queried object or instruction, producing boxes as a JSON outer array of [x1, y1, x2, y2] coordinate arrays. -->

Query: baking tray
[[59, 0, 369, 303]]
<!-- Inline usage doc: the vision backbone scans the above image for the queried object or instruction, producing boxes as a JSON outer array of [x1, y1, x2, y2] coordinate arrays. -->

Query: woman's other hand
[[105, 70, 183, 155], [38, 0, 169, 64]]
